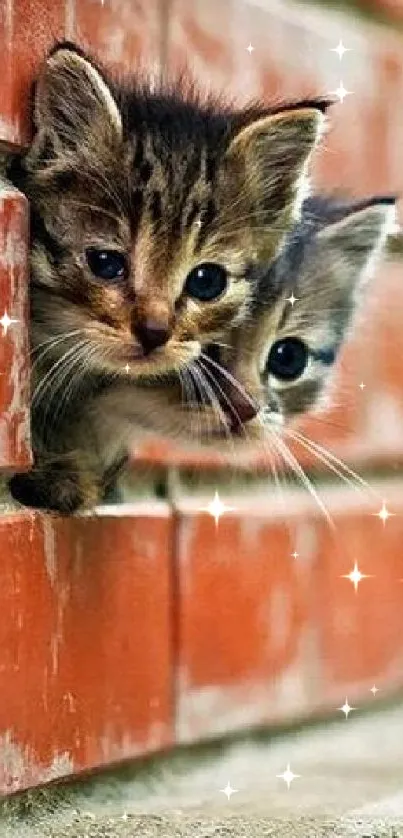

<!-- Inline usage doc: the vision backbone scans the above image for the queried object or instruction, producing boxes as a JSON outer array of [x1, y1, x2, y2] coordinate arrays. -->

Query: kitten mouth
[[214, 374, 259, 428]]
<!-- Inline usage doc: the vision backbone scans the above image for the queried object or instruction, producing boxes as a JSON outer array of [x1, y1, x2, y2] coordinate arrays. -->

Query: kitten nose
[[135, 319, 171, 354]]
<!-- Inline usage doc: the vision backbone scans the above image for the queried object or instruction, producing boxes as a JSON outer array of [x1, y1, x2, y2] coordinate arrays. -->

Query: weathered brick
[[0, 504, 173, 794], [0, 0, 64, 146], [173, 486, 403, 742], [0, 183, 31, 470], [74, 0, 165, 74]]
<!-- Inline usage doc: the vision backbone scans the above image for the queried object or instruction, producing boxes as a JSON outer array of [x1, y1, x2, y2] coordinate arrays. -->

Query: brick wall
[[0, 0, 403, 795]]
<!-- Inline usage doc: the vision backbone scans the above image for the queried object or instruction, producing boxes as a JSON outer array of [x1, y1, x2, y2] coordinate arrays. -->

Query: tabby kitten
[[8, 42, 328, 512]]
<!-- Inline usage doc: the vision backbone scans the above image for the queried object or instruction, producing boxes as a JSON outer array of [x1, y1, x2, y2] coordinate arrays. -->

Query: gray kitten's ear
[[225, 105, 327, 261], [315, 198, 397, 287], [32, 42, 122, 155]]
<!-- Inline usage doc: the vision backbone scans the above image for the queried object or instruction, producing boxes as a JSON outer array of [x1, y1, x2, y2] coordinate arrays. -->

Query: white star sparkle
[[359, 382, 366, 390], [202, 491, 235, 526], [124, 363, 130, 373], [342, 561, 372, 592], [0, 310, 19, 336], [291, 551, 299, 560], [370, 685, 379, 696], [330, 81, 352, 103], [220, 781, 238, 800], [338, 698, 356, 718], [276, 764, 300, 789], [374, 500, 394, 526], [286, 292, 298, 307], [246, 43, 255, 54], [330, 40, 350, 60]]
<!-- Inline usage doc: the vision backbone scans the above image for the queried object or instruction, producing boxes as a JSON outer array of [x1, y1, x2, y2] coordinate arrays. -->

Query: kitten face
[[14, 42, 327, 381], [126, 196, 395, 447], [241, 196, 396, 431]]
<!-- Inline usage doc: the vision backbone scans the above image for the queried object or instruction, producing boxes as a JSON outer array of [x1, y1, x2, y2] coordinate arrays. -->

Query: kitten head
[[219, 194, 396, 434], [13, 42, 328, 380], [129, 194, 395, 447]]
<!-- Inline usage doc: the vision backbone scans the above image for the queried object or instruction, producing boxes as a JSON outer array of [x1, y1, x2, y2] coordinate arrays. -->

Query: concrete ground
[[2, 701, 403, 838]]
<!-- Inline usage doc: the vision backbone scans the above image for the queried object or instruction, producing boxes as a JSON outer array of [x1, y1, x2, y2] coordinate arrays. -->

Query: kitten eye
[[185, 263, 227, 302], [86, 248, 128, 281], [267, 338, 308, 382]]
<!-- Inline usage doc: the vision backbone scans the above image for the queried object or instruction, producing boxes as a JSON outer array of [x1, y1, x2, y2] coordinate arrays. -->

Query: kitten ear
[[225, 105, 327, 261], [315, 197, 397, 288], [32, 42, 122, 157]]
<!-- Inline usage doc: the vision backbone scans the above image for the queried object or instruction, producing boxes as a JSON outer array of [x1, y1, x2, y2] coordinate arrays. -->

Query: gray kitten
[[219, 194, 396, 434]]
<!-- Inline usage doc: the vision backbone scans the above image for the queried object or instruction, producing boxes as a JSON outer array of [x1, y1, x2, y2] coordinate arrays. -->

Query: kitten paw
[[8, 467, 96, 515]]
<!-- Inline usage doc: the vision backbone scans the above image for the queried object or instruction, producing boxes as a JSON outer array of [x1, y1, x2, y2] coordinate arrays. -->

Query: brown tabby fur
[[7, 42, 330, 512]]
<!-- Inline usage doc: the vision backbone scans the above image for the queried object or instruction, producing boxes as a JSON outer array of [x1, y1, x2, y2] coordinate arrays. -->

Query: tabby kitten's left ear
[[27, 42, 122, 169], [224, 104, 328, 262]]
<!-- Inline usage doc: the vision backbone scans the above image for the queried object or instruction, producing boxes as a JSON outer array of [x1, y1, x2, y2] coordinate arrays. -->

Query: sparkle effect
[[330, 40, 350, 60], [276, 764, 300, 789], [338, 698, 356, 718], [286, 293, 298, 307], [220, 781, 238, 800], [342, 561, 372, 592], [359, 382, 366, 390], [0, 311, 19, 335], [246, 43, 255, 54], [374, 501, 394, 526], [202, 491, 235, 526], [291, 551, 299, 560], [330, 81, 352, 103], [370, 685, 379, 696], [124, 363, 130, 374]]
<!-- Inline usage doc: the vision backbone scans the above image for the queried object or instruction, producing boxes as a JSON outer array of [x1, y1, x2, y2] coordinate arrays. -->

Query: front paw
[[9, 464, 98, 515]]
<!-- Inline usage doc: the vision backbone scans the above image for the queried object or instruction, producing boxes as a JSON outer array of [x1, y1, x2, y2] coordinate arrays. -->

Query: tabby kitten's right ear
[[224, 104, 328, 263], [27, 42, 122, 169]]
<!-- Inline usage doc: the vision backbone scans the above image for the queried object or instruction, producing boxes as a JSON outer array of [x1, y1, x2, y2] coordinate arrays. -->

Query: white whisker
[[286, 426, 377, 498], [270, 430, 335, 528]]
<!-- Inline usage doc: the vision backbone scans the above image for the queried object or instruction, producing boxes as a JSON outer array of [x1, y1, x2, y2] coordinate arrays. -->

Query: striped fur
[[7, 42, 329, 512]]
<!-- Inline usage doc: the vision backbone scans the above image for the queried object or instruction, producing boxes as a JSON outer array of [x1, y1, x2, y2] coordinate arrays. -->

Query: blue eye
[[185, 263, 227, 302], [86, 248, 128, 281], [267, 338, 308, 381]]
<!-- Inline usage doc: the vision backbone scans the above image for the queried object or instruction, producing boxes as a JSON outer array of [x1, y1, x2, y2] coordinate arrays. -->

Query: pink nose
[[135, 320, 171, 354]]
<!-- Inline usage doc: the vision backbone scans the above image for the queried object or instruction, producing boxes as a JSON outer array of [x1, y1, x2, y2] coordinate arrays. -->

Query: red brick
[[173, 486, 403, 742], [0, 183, 31, 470], [0, 0, 64, 146], [360, 262, 403, 462], [314, 487, 403, 701], [0, 504, 173, 794], [74, 0, 165, 75], [174, 491, 316, 742]]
